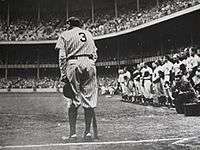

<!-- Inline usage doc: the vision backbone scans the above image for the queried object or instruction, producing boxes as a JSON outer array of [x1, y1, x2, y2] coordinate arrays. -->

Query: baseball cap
[[66, 17, 83, 28], [175, 71, 183, 77]]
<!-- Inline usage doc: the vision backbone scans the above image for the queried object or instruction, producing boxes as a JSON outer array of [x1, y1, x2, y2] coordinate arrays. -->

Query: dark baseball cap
[[175, 71, 183, 77], [66, 17, 83, 28]]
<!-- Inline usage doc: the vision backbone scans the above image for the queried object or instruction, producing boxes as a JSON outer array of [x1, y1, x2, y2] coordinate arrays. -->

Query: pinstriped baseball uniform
[[56, 27, 98, 108]]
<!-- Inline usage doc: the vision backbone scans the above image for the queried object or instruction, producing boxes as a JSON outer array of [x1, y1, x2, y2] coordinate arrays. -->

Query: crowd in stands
[[115, 46, 200, 113], [87, 0, 200, 36], [0, 76, 118, 92], [0, 0, 200, 41], [0, 75, 119, 92], [0, 77, 62, 89], [98, 77, 118, 96], [0, 15, 66, 41]]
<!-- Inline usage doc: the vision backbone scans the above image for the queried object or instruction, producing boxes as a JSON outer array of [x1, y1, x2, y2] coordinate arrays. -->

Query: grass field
[[0, 92, 200, 150]]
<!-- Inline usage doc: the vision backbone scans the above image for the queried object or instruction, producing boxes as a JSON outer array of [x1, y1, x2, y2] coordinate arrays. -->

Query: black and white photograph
[[1, 0, 200, 149]]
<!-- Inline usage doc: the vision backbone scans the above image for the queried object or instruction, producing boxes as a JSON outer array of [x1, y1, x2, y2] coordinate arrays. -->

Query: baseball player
[[55, 17, 98, 141], [162, 55, 174, 106], [152, 60, 165, 106], [187, 47, 200, 86], [140, 62, 153, 104]]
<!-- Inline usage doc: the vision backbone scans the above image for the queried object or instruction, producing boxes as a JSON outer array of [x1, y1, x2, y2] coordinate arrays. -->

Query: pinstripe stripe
[[60, 27, 97, 59]]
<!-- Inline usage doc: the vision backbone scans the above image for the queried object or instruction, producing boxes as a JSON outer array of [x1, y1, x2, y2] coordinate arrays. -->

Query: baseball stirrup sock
[[68, 106, 78, 136], [84, 108, 94, 135], [92, 110, 98, 138]]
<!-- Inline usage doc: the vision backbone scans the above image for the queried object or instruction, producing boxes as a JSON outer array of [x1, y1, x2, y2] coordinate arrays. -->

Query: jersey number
[[79, 32, 87, 42]]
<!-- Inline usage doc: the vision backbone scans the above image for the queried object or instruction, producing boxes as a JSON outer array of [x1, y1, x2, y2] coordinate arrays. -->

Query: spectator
[[0, 0, 199, 41]]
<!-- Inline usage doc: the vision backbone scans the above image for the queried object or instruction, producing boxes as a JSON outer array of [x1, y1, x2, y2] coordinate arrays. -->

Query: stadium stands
[[0, 77, 60, 89], [0, 0, 199, 41], [0, 0, 200, 96]]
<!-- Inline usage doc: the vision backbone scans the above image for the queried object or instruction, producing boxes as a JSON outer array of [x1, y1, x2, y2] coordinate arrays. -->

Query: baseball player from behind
[[55, 17, 98, 141]]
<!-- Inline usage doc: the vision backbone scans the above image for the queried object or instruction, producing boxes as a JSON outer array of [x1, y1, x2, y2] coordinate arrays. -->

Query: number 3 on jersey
[[79, 32, 87, 42]]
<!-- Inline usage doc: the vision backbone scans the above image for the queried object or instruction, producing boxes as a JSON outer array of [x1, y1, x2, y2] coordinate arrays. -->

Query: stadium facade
[[0, 1, 200, 79]]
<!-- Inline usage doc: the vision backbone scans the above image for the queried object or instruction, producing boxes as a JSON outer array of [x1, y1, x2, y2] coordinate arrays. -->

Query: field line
[[0, 137, 190, 149], [172, 136, 197, 145], [0, 113, 45, 116]]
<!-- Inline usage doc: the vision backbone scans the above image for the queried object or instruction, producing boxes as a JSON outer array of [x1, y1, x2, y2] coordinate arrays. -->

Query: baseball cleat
[[83, 133, 92, 141], [62, 134, 77, 142]]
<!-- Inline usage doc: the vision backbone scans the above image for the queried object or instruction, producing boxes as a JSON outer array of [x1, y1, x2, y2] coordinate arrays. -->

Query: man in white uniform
[[162, 55, 174, 106], [121, 67, 131, 98], [133, 65, 142, 103], [117, 68, 124, 93], [152, 60, 164, 106], [188, 47, 200, 86], [55, 17, 98, 141], [141, 62, 153, 104]]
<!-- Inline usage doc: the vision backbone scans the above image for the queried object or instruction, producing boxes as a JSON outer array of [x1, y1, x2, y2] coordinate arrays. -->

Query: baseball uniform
[[56, 27, 98, 108]]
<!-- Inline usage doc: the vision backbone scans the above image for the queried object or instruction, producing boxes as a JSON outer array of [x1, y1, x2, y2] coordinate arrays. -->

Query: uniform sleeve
[[127, 72, 131, 79], [55, 35, 65, 50], [57, 35, 67, 66], [149, 68, 153, 75], [56, 35, 67, 80], [89, 31, 98, 62], [193, 55, 199, 68]]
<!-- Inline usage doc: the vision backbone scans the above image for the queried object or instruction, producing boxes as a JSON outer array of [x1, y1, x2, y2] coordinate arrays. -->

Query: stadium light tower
[[37, 1, 41, 23], [65, 0, 69, 19], [156, 0, 159, 7], [6, 0, 10, 27], [90, 0, 94, 23], [114, 0, 118, 18], [137, 0, 140, 11]]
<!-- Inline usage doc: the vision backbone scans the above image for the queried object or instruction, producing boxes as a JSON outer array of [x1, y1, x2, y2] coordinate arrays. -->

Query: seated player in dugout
[[55, 16, 98, 141], [172, 71, 198, 114]]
